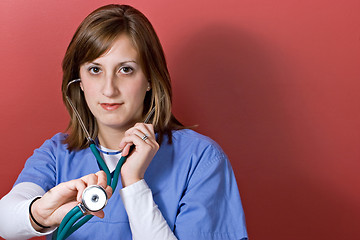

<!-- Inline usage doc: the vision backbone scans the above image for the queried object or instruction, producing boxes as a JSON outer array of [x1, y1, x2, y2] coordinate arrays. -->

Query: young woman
[[0, 4, 248, 240]]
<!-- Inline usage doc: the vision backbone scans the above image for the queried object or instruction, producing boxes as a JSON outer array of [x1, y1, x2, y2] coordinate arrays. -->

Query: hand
[[119, 123, 159, 187], [30, 171, 112, 230]]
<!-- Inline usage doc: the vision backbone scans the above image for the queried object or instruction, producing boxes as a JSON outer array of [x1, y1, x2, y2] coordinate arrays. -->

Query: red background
[[0, 0, 359, 239]]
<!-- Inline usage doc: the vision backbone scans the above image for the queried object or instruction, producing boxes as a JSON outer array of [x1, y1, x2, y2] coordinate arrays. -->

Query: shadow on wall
[[171, 23, 281, 174], [170, 24, 358, 239]]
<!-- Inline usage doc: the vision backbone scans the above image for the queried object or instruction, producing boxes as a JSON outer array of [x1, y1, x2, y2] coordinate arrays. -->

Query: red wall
[[0, 0, 359, 239]]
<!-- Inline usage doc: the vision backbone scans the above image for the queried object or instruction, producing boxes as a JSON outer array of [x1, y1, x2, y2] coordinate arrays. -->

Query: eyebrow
[[88, 60, 137, 66]]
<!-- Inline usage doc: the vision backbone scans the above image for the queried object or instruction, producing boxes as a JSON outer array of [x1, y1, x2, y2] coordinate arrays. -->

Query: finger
[[78, 173, 99, 201], [121, 143, 133, 157], [90, 210, 105, 219], [121, 134, 155, 154], [80, 173, 98, 186], [134, 124, 157, 147], [67, 179, 87, 203], [135, 123, 155, 136], [105, 186, 113, 198], [134, 131, 157, 150], [126, 123, 155, 139], [95, 171, 108, 189], [123, 128, 155, 147], [48, 179, 87, 207], [132, 129, 151, 142], [133, 123, 155, 139], [87, 185, 113, 219]]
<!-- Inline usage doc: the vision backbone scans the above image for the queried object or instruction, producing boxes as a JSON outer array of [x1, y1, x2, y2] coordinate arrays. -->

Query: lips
[[100, 103, 122, 111]]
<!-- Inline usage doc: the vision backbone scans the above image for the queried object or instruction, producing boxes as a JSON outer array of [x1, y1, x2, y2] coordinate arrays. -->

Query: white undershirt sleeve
[[0, 182, 56, 240], [119, 180, 178, 240]]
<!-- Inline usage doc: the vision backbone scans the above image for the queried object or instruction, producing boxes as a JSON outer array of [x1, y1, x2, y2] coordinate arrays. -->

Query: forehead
[[80, 33, 140, 66], [97, 34, 139, 61]]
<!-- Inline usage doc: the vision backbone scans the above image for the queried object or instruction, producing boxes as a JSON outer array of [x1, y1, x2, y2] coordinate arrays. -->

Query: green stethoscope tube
[[57, 209, 84, 240], [59, 78, 153, 239], [55, 142, 129, 240]]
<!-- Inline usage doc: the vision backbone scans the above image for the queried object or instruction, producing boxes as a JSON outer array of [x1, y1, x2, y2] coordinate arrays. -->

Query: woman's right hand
[[29, 171, 112, 231]]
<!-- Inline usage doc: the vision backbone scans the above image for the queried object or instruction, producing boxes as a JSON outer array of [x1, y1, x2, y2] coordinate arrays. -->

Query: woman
[[0, 4, 248, 240]]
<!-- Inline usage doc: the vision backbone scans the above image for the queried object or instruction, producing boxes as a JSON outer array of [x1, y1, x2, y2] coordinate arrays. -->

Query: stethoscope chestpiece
[[81, 185, 108, 212]]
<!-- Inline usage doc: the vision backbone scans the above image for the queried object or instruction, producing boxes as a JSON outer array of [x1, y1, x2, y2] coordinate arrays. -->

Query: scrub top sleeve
[[174, 145, 248, 240], [14, 135, 60, 192]]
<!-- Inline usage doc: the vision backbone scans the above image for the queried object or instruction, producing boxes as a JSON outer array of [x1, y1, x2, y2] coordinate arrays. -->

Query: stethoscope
[[54, 79, 156, 240]]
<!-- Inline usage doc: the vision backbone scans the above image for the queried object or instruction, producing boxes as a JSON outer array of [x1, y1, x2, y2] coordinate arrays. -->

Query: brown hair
[[62, 4, 183, 150]]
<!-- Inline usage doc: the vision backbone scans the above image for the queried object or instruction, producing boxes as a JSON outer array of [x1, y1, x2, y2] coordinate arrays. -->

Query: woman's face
[[79, 34, 150, 133]]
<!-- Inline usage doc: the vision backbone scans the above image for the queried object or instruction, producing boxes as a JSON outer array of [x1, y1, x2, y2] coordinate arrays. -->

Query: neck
[[97, 126, 126, 150]]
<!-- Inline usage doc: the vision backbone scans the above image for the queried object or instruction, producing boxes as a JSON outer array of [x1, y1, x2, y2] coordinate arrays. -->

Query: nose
[[102, 74, 119, 98]]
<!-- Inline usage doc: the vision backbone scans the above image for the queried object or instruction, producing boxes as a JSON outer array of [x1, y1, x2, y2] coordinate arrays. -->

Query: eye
[[119, 66, 133, 75], [88, 66, 102, 75]]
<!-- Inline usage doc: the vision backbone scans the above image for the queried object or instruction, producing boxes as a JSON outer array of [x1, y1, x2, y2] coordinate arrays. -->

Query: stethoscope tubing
[[58, 78, 156, 239], [57, 209, 84, 240], [56, 143, 129, 240]]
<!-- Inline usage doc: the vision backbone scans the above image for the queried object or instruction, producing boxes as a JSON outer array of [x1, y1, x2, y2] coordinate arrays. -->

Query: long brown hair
[[62, 4, 183, 150]]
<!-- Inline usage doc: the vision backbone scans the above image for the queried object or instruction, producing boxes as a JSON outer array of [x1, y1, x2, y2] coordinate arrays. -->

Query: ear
[[80, 81, 84, 91]]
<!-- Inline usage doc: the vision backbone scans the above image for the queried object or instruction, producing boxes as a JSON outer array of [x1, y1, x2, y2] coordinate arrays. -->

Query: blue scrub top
[[15, 129, 248, 240]]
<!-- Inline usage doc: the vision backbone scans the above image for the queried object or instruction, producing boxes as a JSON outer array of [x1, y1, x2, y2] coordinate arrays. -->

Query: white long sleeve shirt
[[0, 148, 177, 240], [1, 130, 248, 239]]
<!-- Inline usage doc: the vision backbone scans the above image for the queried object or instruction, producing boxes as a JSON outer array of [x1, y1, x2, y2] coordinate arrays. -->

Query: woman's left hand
[[119, 123, 159, 187]]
